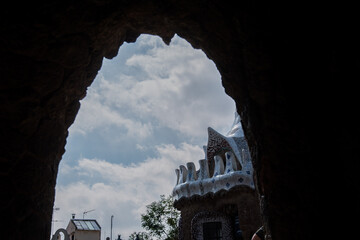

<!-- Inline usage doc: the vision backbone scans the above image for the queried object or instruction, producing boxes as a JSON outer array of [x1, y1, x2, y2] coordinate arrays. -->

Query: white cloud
[[69, 34, 235, 139], [54, 34, 239, 239], [69, 79, 153, 139], [53, 143, 204, 238], [123, 35, 236, 137], [135, 144, 146, 151]]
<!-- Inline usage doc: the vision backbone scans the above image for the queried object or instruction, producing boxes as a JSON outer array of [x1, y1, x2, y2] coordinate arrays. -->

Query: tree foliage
[[140, 195, 180, 240], [128, 232, 151, 240]]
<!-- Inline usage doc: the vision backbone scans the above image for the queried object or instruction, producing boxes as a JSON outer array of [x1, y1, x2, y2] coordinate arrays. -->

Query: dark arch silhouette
[[0, 1, 357, 239]]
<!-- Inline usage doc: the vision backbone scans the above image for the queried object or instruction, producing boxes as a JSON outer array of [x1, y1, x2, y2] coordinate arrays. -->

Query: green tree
[[140, 195, 180, 240], [128, 232, 151, 240]]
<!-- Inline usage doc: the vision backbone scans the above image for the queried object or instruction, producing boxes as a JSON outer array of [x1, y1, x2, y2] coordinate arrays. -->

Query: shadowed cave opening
[[53, 34, 238, 238], [1, 2, 356, 240]]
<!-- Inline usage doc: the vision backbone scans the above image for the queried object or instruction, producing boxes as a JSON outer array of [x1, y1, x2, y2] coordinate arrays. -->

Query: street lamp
[[51, 207, 60, 236], [110, 215, 114, 240]]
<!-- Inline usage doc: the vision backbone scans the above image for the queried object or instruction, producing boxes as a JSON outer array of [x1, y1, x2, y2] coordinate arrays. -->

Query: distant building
[[172, 112, 261, 240], [66, 217, 101, 240]]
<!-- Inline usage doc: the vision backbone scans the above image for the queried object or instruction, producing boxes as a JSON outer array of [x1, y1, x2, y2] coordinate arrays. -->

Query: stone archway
[[0, 1, 357, 240], [51, 229, 70, 240]]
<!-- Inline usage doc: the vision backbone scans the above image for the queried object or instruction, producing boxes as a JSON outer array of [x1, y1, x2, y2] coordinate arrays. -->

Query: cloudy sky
[[52, 34, 237, 239]]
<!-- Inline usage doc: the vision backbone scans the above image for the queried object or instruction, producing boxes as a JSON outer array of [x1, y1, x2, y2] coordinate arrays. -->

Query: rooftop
[[172, 112, 255, 201], [71, 219, 101, 231]]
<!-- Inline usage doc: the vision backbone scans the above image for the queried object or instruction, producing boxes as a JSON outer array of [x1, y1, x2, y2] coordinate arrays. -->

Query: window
[[192, 211, 232, 240], [90, 221, 100, 230], [85, 221, 95, 230], [203, 222, 222, 240]]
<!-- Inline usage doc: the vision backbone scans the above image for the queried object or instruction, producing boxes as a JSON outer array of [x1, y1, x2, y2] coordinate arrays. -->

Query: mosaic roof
[[172, 112, 254, 200]]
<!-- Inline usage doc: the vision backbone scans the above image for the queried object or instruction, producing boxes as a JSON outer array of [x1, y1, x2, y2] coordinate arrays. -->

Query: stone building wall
[[174, 187, 261, 240]]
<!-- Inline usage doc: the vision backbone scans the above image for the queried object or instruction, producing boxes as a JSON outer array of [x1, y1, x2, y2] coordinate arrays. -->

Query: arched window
[[191, 211, 233, 240], [203, 221, 223, 240]]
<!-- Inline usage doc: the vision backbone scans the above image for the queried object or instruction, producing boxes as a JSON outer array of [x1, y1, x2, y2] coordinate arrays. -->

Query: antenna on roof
[[83, 209, 95, 219]]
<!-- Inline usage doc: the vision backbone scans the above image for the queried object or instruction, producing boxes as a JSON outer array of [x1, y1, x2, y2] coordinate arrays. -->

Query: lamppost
[[110, 215, 114, 240], [52, 207, 60, 236]]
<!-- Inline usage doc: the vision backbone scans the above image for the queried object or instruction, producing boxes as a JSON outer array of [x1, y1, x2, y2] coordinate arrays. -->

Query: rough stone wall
[[174, 187, 261, 240], [0, 1, 358, 240]]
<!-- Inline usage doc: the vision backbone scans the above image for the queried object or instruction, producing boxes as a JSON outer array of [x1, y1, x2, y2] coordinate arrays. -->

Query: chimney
[[72, 213, 75, 219]]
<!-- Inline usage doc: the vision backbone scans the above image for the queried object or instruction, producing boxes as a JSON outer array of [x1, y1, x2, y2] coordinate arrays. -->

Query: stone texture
[[174, 187, 261, 240], [0, 1, 358, 240]]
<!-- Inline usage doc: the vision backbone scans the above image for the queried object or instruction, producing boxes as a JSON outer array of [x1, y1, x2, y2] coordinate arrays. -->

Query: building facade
[[172, 113, 261, 240], [66, 218, 101, 240]]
